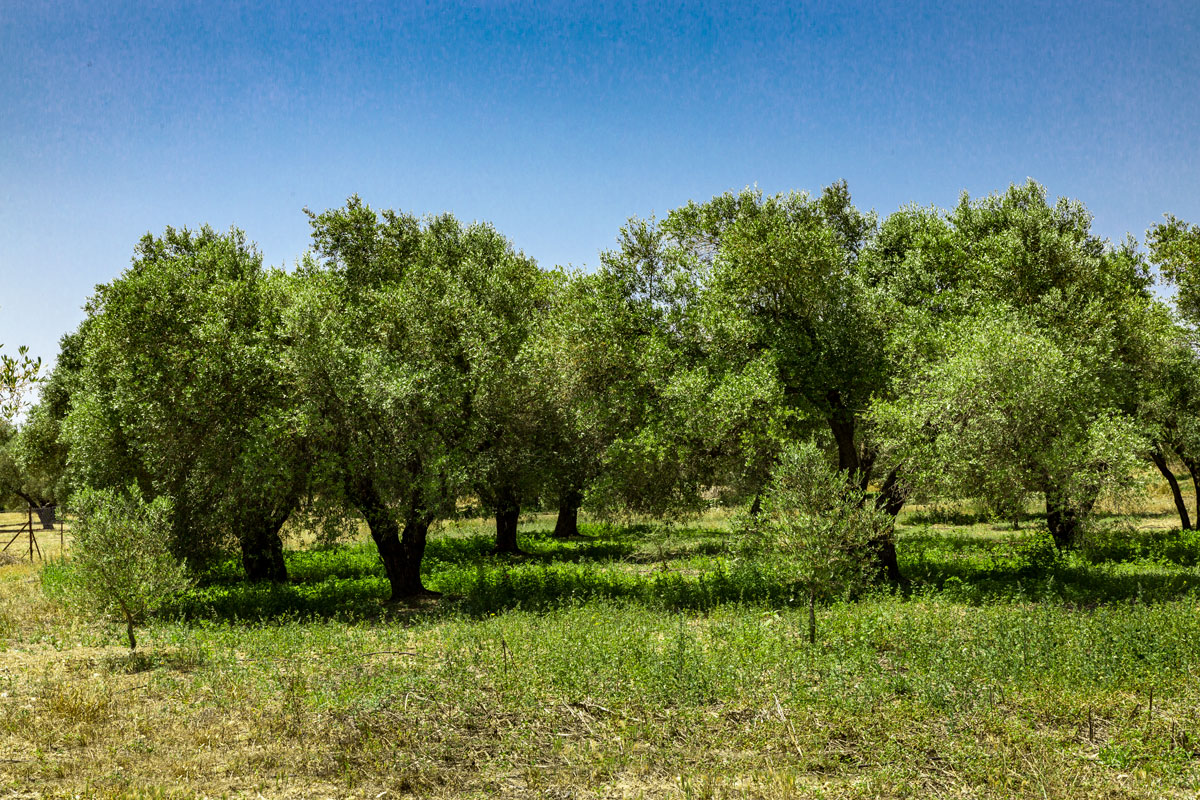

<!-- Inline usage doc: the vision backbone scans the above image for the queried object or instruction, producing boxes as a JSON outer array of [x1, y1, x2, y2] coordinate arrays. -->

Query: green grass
[[7, 512, 1200, 797]]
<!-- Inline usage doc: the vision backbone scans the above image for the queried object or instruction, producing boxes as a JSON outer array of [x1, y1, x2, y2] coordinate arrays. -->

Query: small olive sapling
[[61, 486, 190, 650], [737, 441, 891, 643]]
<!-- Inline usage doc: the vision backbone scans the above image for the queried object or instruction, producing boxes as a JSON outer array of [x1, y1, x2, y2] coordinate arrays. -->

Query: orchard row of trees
[[6, 180, 1200, 599]]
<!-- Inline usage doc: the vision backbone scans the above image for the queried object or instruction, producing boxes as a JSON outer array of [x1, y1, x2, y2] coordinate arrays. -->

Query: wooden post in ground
[[24, 506, 42, 562]]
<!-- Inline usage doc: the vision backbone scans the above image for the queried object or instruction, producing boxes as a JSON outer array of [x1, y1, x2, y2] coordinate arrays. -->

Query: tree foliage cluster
[[10, 180, 1200, 600]]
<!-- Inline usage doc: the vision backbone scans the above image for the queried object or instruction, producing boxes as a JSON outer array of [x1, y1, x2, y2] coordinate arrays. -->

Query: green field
[[2, 502, 1200, 799]]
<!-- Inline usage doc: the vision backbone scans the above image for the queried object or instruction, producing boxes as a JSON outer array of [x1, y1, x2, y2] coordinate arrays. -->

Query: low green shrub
[[57, 486, 191, 649]]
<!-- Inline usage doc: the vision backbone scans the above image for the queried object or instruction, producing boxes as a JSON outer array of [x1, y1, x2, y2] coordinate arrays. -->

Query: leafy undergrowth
[[6, 515, 1200, 797]]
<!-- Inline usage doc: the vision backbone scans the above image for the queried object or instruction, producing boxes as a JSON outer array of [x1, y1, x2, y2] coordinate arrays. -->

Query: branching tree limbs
[[297, 198, 549, 596]]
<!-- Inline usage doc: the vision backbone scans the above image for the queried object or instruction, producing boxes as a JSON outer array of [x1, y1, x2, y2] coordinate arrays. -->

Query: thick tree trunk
[[1044, 484, 1090, 550], [34, 505, 55, 530], [875, 466, 908, 518], [870, 465, 907, 584], [872, 533, 904, 584], [828, 416, 860, 475], [493, 503, 522, 554], [238, 505, 290, 583], [352, 481, 433, 600], [1180, 454, 1200, 524], [552, 489, 582, 539], [1045, 503, 1081, 550], [857, 443, 877, 492], [13, 492, 55, 528], [1151, 447, 1192, 530], [397, 516, 432, 597]]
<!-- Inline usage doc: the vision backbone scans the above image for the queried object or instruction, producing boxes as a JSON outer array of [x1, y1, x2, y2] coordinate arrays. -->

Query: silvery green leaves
[[293, 199, 549, 595], [1149, 215, 1200, 326], [62, 485, 190, 650], [871, 312, 1148, 533], [60, 227, 299, 579], [0, 343, 40, 421], [734, 440, 892, 641]]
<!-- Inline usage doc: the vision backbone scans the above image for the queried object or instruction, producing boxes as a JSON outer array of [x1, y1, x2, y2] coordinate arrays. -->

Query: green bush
[[57, 486, 191, 649], [736, 441, 893, 642]]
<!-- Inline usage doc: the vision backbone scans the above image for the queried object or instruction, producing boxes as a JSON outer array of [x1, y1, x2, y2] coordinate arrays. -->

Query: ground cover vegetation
[[3, 179, 1200, 796]]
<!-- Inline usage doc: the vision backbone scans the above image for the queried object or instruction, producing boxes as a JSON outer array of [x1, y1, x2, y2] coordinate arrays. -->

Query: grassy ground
[[2, 499, 1200, 798]]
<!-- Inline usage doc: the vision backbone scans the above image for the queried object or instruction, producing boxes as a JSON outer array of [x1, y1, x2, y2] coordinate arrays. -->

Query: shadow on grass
[[84, 647, 210, 675], [902, 526, 1200, 605], [166, 521, 1200, 624], [923, 564, 1200, 607], [194, 523, 648, 588], [902, 507, 995, 527], [168, 520, 772, 623]]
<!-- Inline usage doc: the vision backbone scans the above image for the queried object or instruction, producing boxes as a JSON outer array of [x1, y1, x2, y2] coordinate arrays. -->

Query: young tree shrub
[[735, 441, 892, 643], [62, 486, 190, 650]]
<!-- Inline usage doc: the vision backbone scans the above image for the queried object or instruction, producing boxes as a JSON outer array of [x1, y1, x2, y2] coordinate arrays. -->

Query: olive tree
[[1131, 321, 1200, 530], [62, 226, 304, 580], [293, 198, 549, 596], [873, 311, 1149, 548], [1139, 216, 1200, 529], [0, 421, 58, 522], [544, 216, 751, 526], [735, 441, 892, 643], [605, 185, 905, 579], [871, 181, 1156, 547], [462, 252, 555, 555], [0, 355, 78, 524]]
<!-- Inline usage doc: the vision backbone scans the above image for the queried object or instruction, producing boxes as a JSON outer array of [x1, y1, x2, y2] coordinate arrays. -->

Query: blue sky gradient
[[3, 0, 1198, 363]]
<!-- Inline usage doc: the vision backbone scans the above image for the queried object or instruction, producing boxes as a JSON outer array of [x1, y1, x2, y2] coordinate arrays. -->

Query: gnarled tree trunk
[[493, 501, 522, 554], [553, 488, 583, 538], [13, 491, 56, 530], [397, 515, 432, 596], [871, 465, 908, 583], [238, 504, 290, 583], [34, 505, 56, 530], [352, 480, 434, 599], [1151, 446, 1192, 530], [828, 414, 859, 475]]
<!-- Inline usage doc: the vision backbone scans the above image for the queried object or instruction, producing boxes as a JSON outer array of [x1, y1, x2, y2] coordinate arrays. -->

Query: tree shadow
[[902, 531, 1200, 605], [171, 519, 1200, 624], [91, 646, 209, 674]]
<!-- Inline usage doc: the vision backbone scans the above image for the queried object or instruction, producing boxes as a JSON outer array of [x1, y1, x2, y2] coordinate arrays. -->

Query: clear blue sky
[[2, 0, 1198, 365]]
